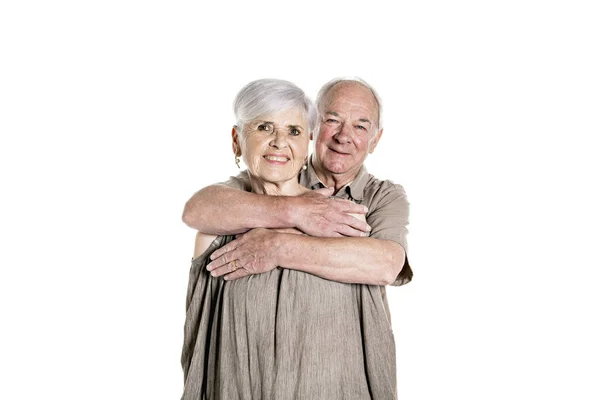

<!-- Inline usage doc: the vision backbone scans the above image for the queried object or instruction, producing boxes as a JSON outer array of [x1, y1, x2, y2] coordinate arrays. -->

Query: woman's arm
[[192, 231, 218, 260]]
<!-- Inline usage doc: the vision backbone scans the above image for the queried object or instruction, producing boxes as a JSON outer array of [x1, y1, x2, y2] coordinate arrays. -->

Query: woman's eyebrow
[[287, 124, 303, 131]]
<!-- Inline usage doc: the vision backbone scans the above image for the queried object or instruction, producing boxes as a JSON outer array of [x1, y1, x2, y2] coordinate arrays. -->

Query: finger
[[206, 250, 240, 271], [339, 214, 371, 232], [208, 263, 233, 278], [210, 240, 238, 260], [224, 269, 251, 281], [313, 187, 335, 197], [336, 224, 371, 237], [333, 200, 368, 215], [328, 231, 344, 238], [210, 258, 244, 277]]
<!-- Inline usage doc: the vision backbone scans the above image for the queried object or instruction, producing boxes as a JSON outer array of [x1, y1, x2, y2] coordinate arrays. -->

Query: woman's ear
[[231, 126, 242, 157]]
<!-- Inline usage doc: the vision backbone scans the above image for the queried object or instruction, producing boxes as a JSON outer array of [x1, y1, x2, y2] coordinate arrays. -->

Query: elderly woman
[[181, 79, 396, 399]]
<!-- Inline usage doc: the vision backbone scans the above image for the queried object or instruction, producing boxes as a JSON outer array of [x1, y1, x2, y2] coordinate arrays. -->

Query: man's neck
[[312, 161, 359, 194]]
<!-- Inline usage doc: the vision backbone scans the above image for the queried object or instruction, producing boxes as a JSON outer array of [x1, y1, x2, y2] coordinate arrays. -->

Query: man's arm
[[182, 184, 371, 237], [206, 229, 404, 285], [280, 236, 404, 285], [182, 184, 293, 235]]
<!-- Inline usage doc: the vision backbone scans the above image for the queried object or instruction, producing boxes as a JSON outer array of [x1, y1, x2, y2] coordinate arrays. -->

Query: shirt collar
[[300, 156, 369, 201]]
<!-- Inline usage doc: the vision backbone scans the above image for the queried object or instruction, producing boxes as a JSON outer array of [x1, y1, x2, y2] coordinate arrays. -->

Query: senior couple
[[180, 77, 412, 400]]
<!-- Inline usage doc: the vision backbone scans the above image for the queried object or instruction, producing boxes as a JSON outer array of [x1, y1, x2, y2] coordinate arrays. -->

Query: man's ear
[[231, 126, 242, 157], [368, 128, 383, 154]]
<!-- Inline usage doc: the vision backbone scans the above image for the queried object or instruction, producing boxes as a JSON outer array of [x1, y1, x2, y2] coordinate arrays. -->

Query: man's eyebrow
[[325, 111, 340, 117], [358, 118, 372, 125]]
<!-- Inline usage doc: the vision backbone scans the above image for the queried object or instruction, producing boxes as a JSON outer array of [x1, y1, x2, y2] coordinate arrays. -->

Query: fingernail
[[363, 206, 368, 213], [367, 225, 372, 231], [211, 271, 217, 277]]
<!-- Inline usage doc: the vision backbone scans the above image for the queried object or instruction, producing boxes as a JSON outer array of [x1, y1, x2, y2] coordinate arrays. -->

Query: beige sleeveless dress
[[181, 235, 397, 400]]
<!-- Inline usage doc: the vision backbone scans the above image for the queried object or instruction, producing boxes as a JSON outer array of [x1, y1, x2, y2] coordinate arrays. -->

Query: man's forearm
[[182, 185, 294, 235], [276, 235, 405, 286]]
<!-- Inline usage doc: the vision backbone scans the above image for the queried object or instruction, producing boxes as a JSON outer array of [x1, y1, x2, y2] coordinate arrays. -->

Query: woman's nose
[[269, 129, 289, 148]]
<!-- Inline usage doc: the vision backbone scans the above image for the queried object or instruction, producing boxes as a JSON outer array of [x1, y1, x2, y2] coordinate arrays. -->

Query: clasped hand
[[206, 228, 281, 281]]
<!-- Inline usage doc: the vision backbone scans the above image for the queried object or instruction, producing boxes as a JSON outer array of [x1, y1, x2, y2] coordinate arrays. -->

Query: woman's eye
[[257, 123, 272, 132], [290, 128, 300, 136]]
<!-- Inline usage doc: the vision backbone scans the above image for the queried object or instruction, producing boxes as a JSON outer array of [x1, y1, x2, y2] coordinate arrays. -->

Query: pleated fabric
[[181, 236, 397, 400]]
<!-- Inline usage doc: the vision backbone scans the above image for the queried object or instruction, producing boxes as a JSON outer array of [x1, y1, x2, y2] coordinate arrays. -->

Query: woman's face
[[234, 108, 309, 185]]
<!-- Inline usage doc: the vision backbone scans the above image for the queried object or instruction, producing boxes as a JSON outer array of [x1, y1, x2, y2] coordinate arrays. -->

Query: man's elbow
[[382, 243, 405, 285], [181, 199, 204, 229]]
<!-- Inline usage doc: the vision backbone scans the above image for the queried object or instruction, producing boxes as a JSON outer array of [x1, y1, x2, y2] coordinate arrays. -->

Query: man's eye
[[326, 119, 339, 124], [356, 125, 367, 131]]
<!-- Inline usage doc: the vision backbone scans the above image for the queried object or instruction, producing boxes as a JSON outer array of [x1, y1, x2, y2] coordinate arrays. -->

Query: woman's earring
[[302, 164, 307, 171], [235, 156, 240, 169]]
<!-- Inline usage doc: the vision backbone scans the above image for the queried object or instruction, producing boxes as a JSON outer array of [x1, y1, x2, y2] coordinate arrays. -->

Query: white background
[[1, 0, 599, 399]]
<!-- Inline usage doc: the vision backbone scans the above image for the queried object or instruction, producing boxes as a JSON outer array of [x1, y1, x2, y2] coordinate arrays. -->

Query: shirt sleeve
[[366, 181, 413, 286], [216, 170, 252, 192]]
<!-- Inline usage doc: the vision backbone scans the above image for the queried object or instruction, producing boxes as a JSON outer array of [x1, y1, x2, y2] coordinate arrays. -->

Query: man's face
[[314, 82, 383, 180]]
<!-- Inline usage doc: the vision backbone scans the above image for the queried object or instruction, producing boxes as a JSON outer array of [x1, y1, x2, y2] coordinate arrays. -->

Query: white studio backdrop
[[1, 0, 599, 399]]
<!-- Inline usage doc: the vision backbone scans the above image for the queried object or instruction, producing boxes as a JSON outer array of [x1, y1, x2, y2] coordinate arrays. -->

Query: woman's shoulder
[[217, 170, 252, 192]]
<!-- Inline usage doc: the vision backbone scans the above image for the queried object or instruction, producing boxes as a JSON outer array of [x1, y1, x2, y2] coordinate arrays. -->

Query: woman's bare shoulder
[[193, 232, 218, 260]]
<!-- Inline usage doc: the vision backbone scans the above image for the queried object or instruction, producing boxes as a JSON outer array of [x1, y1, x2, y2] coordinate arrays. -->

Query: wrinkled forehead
[[321, 83, 378, 120]]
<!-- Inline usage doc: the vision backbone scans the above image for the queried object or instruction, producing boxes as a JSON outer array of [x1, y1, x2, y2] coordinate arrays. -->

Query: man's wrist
[[279, 195, 301, 229], [273, 231, 293, 267]]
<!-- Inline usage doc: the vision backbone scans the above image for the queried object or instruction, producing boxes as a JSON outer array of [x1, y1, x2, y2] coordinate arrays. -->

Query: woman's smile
[[263, 153, 290, 164]]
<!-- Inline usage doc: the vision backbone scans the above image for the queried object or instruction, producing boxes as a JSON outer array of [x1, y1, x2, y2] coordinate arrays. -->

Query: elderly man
[[183, 78, 412, 290]]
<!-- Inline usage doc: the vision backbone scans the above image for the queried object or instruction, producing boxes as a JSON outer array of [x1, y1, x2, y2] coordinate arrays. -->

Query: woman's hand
[[205, 228, 282, 281]]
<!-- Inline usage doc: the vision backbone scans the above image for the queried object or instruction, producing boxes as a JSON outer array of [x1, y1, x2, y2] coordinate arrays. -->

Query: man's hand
[[205, 228, 281, 281], [292, 188, 371, 237]]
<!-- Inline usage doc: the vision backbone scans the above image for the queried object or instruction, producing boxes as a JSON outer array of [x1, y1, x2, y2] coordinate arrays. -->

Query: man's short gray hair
[[233, 79, 318, 133], [316, 77, 383, 130]]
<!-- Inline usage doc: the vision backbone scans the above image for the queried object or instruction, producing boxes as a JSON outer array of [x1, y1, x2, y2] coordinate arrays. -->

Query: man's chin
[[322, 161, 350, 175]]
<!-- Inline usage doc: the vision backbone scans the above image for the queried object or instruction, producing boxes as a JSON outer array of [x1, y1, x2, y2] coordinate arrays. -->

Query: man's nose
[[333, 123, 352, 143]]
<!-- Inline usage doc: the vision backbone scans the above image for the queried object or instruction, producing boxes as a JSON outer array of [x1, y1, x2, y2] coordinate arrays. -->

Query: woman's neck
[[248, 175, 308, 196]]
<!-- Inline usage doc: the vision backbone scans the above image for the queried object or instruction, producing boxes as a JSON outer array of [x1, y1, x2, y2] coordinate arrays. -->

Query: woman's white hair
[[316, 77, 383, 130], [233, 79, 318, 133]]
